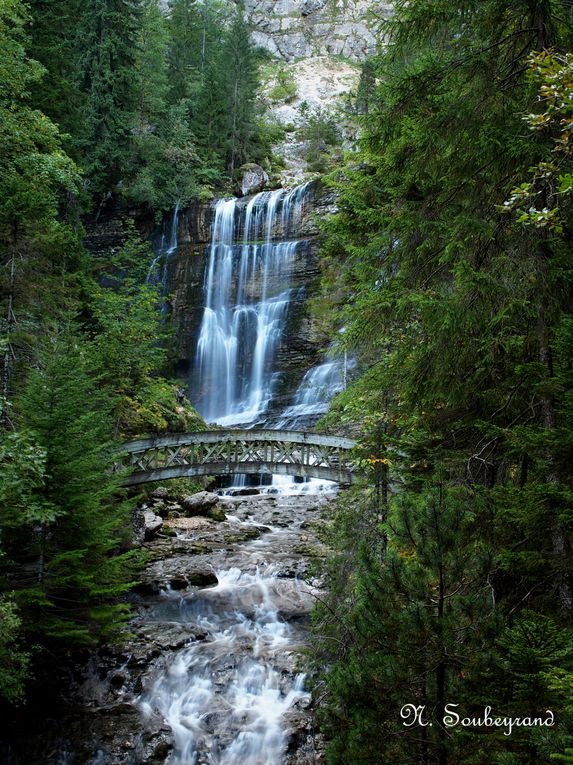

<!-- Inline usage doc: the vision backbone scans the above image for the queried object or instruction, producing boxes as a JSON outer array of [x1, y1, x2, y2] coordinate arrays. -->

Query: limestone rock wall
[[244, 0, 394, 61]]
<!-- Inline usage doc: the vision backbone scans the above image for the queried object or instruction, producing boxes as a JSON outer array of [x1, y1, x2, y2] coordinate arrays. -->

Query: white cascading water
[[147, 202, 181, 287], [193, 184, 310, 426], [140, 566, 311, 765], [278, 353, 355, 429], [268, 352, 356, 495]]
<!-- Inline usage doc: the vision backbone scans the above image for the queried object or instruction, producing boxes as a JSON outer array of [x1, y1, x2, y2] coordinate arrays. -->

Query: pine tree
[[0, 0, 81, 415], [8, 331, 138, 646], [167, 0, 223, 104], [221, 3, 259, 173], [316, 482, 500, 765], [136, 0, 170, 127], [75, 0, 144, 196], [191, 2, 259, 174], [313, 0, 573, 762], [27, 0, 84, 148]]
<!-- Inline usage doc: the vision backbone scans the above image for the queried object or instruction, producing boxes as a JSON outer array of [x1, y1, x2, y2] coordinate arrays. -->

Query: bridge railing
[[116, 429, 358, 486]]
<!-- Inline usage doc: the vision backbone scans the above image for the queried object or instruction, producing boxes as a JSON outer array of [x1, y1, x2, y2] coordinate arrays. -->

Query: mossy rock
[[293, 543, 328, 558], [207, 505, 227, 522]]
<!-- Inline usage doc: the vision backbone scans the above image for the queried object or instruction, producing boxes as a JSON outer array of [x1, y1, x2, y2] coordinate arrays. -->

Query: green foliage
[[6, 332, 139, 645], [268, 66, 297, 104], [501, 51, 573, 232], [136, 0, 170, 126], [0, 0, 82, 408], [84, 229, 171, 426], [552, 749, 573, 763], [192, 2, 261, 175], [27, 0, 84, 146], [166, 0, 225, 104], [121, 377, 206, 436], [0, 428, 59, 528], [313, 0, 573, 763], [315, 482, 502, 764], [354, 58, 377, 115], [298, 102, 340, 173], [0, 594, 30, 704], [0, 0, 79, 230], [127, 102, 202, 210], [27, 0, 273, 204], [74, 0, 143, 195]]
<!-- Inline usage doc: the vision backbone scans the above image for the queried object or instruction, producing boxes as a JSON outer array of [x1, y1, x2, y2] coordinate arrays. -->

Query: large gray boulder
[[239, 163, 270, 197], [142, 509, 163, 540], [182, 491, 220, 516]]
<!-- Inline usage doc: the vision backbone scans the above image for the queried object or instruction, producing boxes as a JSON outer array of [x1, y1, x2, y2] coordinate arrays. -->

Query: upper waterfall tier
[[191, 184, 313, 427]]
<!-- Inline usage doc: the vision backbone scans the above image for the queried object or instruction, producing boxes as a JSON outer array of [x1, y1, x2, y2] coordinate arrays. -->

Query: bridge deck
[[118, 429, 358, 486]]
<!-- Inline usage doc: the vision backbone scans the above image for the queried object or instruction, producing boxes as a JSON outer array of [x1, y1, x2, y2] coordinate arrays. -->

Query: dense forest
[[312, 1, 573, 764], [1, 0, 573, 763]]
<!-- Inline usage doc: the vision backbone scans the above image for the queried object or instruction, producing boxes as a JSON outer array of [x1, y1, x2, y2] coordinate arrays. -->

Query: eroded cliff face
[[245, 0, 393, 61]]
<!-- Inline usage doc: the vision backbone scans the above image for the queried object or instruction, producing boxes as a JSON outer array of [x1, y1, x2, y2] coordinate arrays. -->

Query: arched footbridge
[[118, 429, 358, 486]]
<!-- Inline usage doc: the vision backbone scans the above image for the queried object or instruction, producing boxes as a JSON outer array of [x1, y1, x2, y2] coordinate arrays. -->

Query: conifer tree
[[167, 0, 223, 104], [221, 3, 259, 173], [75, 0, 144, 196], [192, 2, 259, 174], [136, 0, 170, 127], [8, 332, 138, 645], [314, 0, 573, 762], [0, 0, 81, 413], [27, 0, 84, 148]]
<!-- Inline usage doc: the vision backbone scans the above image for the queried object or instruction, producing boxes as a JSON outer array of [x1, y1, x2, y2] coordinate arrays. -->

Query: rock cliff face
[[164, 182, 336, 414], [245, 0, 393, 61]]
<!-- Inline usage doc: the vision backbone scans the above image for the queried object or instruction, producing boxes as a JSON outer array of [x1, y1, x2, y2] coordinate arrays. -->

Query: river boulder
[[206, 505, 227, 522], [182, 491, 220, 516], [143, 509, 163, 540]]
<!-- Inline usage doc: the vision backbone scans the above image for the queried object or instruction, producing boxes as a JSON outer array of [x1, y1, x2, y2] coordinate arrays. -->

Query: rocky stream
[[2, 486, 333, 765]]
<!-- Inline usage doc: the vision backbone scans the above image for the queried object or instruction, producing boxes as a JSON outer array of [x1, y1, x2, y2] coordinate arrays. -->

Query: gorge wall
[[244, 0, 393, 60]]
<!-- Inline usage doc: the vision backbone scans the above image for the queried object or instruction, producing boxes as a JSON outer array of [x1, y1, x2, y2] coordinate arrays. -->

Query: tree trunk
[[437, 559, 447, 765]]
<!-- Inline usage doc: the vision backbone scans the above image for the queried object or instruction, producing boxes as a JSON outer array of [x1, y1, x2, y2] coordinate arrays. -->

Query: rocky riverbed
[[4, 489, 333, 765]]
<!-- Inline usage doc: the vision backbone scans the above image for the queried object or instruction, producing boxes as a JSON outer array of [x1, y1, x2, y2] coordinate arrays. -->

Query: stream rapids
[[2, 491, 332, 765], [133, 492, 330, 765]]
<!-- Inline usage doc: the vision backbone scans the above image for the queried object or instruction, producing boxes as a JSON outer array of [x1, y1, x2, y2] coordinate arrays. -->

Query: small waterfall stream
[[277, 353, 355, 430], [147, 203, 181, 288]]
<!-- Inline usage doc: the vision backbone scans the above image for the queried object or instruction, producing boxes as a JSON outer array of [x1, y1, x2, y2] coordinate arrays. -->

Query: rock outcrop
[[182, 491, 220, 515], [239, 162, 270, 196], [245, 0, 394, 61]]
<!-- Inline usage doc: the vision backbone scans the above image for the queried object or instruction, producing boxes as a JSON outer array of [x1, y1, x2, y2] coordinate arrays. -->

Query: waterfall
[[278, 355, 355, 428], [146, 202, 180, 287], [265, 351, 356, 495], [192, 184, 310, 426]]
